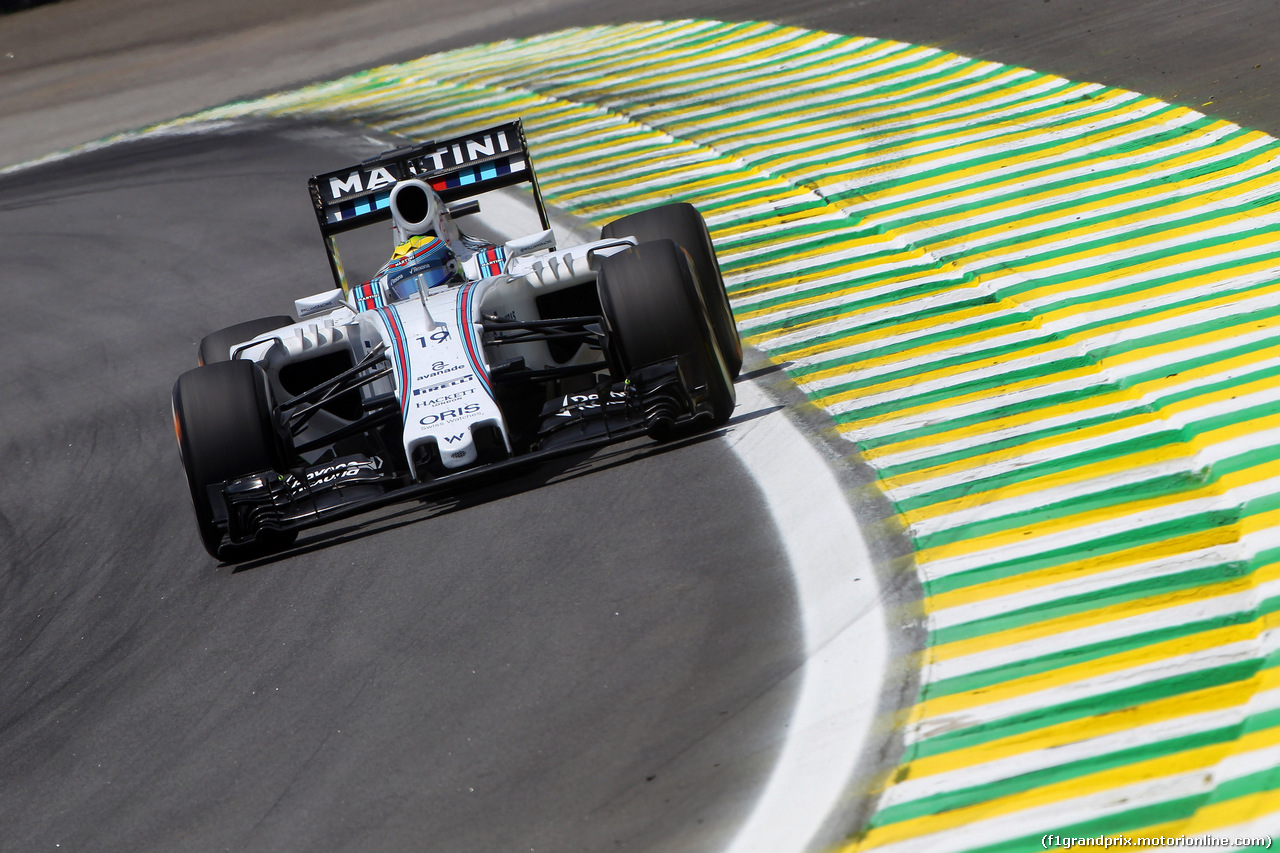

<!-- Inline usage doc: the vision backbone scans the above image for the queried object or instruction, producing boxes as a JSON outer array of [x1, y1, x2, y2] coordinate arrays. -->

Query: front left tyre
[[596, 239, 735, 433], [172, 359, 296, 559], [601, 203, 742, 379]]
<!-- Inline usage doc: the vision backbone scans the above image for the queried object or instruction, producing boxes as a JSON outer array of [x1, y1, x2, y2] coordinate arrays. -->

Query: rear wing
[[307, 119, 551, 290]]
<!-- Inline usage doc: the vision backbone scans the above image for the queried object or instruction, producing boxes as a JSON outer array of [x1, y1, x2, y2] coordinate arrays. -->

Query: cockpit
[[381, 235, 462, 301]]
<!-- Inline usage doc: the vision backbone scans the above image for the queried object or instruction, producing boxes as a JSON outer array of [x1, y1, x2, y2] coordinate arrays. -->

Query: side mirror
[[295, 288, 347, 318], [503, 229, 557, 266]]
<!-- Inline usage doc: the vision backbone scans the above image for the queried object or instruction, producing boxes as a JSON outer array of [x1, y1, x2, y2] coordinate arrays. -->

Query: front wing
[[206, 357, 710, 554]]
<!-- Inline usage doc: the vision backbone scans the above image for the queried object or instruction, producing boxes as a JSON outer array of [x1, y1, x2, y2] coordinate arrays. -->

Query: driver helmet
[[384, 236, 460, 301]]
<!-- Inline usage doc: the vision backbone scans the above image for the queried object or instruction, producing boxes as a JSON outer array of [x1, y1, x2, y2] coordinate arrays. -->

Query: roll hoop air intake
[[389, 179, 439, 236]]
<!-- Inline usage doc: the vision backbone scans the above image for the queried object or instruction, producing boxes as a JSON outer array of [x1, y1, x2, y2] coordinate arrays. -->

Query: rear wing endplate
[[308, 119, 551, 290]]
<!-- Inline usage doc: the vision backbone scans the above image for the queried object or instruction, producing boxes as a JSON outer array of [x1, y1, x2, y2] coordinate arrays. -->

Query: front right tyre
[[197, 315, 294, 366], [172, 359, 296, 559]]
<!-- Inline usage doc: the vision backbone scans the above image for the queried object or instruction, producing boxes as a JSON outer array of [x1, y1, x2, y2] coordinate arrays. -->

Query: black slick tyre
[[596, 240, 734, 432], [601, 203, 742, 379], [198, 316, 293, 366], [172, 360, 296, 559]]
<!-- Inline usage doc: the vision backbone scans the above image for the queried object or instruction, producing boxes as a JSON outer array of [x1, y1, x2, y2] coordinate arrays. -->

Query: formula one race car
[[171, 120, 742, 559]]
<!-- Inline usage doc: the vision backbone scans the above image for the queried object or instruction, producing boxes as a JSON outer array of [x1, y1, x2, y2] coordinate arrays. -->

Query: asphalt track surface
[[3, 1, 1279, 851], [0, 124, 817, 851], [6, 0, 1280, 172]]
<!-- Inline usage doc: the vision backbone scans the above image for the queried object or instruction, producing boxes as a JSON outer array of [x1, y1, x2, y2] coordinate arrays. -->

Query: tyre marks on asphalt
[[119, 18, 1280, 849]]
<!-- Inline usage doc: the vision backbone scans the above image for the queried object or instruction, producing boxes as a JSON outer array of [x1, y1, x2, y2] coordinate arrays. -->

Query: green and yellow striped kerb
[[142, 19, 1280, 848]]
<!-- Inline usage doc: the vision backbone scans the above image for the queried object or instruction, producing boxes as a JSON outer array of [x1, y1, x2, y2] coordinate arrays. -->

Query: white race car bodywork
[[172, 119, 740, 558], [234, 231, 632, 479]]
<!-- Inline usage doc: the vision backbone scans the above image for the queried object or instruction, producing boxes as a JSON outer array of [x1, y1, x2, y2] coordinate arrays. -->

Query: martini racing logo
[[326, 164, 402, 200], [414, 128, 513, 174], [323, 127, 515, 201]]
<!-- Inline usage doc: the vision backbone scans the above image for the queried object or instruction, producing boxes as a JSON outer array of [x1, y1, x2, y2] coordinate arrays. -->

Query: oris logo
[[418, 403, 481, 426]]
